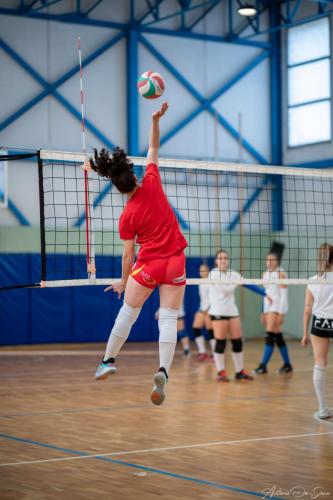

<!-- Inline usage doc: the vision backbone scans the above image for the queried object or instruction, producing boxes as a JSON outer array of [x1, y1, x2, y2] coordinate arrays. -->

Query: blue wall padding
[[0, 254, 209, 345]]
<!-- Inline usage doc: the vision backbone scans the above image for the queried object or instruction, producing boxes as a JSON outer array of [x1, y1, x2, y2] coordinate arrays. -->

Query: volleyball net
[[1, 149, 333, 289]]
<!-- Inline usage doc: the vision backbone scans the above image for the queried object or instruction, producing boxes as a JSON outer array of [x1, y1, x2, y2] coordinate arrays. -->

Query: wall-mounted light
[[237, 4, 257, 17]]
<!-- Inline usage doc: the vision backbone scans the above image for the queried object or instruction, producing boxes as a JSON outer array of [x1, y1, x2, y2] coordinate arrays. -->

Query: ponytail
[[317, 242, 333, 276]]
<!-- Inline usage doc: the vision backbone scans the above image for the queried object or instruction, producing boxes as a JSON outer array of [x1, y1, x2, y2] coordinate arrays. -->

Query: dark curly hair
[[90, 147, 137, 194]]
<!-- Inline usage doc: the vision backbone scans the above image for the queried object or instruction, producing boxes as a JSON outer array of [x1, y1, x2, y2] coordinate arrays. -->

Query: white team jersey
[[308, 272, 333, 319], [263, 267, 288, 314], [198, 284, 210, 312], [208, 268, 240, 316]]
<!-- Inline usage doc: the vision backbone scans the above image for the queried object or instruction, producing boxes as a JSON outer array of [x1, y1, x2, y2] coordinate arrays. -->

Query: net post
[[37, 150, 46, 283]]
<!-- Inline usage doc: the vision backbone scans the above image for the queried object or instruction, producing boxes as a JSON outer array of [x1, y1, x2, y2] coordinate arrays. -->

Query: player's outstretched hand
[[152, 101, 168, 121], [104, 281, 125, 299]]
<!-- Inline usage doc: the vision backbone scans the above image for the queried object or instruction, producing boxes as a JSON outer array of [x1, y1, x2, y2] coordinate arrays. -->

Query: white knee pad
[[112, 302, 141, 339], [158, 308, 178, 344]]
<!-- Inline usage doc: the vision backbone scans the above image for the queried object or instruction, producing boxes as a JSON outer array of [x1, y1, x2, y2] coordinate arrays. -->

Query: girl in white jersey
[[302, 243, 333, 420], [192, 264, 215, 361], [209, 249, 267, 382], [253, 251, 292, 375]]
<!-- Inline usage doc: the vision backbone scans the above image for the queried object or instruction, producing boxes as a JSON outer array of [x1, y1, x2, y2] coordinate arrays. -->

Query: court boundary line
[[0, 433, 286, 499], [1, 431, 332, 467]]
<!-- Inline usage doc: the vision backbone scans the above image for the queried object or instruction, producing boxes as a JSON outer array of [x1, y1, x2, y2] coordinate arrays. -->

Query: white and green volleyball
[[137, 71, 165, 99]]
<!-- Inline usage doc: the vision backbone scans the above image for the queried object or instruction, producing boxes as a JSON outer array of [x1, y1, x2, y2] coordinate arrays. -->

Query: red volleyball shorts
[[130, 251, 186, 289]]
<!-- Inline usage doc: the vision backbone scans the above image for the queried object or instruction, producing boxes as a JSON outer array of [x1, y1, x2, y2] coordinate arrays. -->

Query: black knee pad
[[231, 338, 243, 353], [265, 332, 275, 346], [192, 328, 202, 338], [207, 329, 214, 340], [275, 333, 286, 348], [215, 339, 226, 354]]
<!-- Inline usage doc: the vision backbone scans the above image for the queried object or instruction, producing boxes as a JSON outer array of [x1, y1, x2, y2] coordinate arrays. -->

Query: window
[[287, 17, 331, 147], [0, 151, 8, 208]]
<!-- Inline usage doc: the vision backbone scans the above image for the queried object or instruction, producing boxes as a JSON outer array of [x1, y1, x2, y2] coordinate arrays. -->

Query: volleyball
[[137, 71, 165, 99]]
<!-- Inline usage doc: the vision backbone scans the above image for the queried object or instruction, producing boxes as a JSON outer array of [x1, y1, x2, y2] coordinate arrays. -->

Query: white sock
[[195, 335, 206, 354], [313, 365, 327, 411], [231, 351, 244, 373], [209, 338, 216, 353], [213, 353, 225, 372], [158, 308, 178, 374], [103, 303, 141, 361]]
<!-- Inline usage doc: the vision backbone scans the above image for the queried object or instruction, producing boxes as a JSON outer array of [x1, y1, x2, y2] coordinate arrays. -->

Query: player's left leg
[[275, 314, 293, 373], [178, 317, 191, 356], [311, 334, 331, 419], [193, 311, 208, 360], [230, 318, 253, 381], [204, 313, 215, 357], [95, 276, 153, 380]]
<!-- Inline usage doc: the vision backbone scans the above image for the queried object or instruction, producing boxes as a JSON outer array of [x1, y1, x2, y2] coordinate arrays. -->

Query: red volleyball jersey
[[119, 163, 187, 261]]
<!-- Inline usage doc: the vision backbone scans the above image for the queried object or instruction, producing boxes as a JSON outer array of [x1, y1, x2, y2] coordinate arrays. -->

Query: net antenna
[[77, 36, 96, 282]]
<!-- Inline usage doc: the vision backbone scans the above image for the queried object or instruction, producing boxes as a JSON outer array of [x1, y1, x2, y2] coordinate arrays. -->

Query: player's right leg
[[151, 283, 185, 405]]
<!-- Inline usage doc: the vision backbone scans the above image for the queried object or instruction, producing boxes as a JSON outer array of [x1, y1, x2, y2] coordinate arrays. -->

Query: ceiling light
[[238, 4, 257, 16]]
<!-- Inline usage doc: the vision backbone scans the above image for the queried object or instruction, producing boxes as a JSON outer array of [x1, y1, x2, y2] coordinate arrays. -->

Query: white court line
[[1, 430, 333, 467]]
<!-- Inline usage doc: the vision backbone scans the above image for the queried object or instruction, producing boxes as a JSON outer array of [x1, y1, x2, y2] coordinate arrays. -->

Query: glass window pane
[[289, 101, 331, 146], [288, 59, 330, 105], [288, 17, 330, 65]]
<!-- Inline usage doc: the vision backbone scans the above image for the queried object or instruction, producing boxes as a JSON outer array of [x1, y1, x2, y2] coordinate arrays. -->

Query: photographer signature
[[260, 486, 330, 499]]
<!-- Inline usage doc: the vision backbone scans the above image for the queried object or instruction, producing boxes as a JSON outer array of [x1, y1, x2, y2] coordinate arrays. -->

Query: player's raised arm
[[147, 101, 169, 165]]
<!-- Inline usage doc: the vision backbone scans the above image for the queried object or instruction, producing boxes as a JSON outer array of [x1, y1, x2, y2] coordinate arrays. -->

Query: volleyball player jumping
[[85, 102, 187, 406]]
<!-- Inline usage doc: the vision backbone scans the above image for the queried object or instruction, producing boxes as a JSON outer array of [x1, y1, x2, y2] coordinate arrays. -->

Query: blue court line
[[0, 433, 283, 499]]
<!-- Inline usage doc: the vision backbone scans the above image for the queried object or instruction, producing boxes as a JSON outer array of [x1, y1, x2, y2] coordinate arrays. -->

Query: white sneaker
[[318, 407, 332, 419], [94, 362, 117, 380], [150, 371, 167, 406]]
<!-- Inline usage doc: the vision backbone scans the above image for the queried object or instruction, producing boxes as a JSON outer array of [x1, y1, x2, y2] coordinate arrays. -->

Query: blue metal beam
[[142, 0, 220, 27], [270, 1, 283, 231], [290, 158, 333, 168], [185, 0, 220, 31], [83, 0, 105, 16], [228, 178, 270, 231], [140, 35, 269, 164], [0, 187, 30, 226], [156, 49, 270, 155], [140, 25, 270, 48], [0, 35, 124, 148], [137, 0, 165, 24], [0, 7, 270, 49], [288, 0, 302, 22], [243, 9, 333, 40], [0, 7, 128, 30], [127, 21, 139, 155]]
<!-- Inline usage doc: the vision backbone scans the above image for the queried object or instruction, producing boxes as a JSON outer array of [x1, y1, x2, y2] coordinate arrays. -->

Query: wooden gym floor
[[0, 340, 332, 500]]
